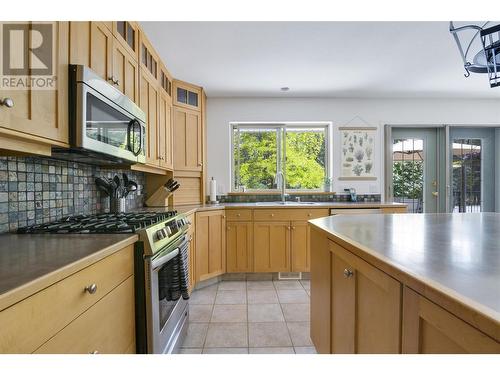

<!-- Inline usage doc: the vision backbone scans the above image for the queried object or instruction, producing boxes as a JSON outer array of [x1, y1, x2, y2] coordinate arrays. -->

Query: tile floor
[[179, 279, 316, 354]]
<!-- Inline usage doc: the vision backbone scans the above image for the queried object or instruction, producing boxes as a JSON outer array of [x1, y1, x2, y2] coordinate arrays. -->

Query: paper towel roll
[[210, 177, 217, 202]]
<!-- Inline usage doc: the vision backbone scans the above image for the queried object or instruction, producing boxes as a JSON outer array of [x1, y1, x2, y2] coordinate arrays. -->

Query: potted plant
[[323, 177, 332, 192]]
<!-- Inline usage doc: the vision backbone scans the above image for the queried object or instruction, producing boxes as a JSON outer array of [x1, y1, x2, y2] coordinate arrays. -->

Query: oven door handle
[[151, 248, 179, 271]]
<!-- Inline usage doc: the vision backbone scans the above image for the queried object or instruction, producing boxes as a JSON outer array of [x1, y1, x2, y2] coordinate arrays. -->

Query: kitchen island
[[309, 213, 500, 354]]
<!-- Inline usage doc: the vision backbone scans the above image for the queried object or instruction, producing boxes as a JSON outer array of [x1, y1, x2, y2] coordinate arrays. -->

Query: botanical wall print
[[339, 127, 377, 180]]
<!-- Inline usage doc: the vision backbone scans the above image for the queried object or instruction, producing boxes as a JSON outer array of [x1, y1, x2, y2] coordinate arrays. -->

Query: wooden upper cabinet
[[0, 21, 69, 155], [173, 80, 202, 111], [139, 68, 160, 167], [253, 222, 291, 273], [112, 41, 139, 104], [159, 64, 173, 98], [195, 210, 226, 282], [330, 241, 402, 354], [226, 222, 253, 273], [69, 21, 139, 104], [113, 22, 139, 61], [402, 287, 499, 354], [139, 31, 159, 80], [158, 90, 173, 170], [173, 106, 203, 172]]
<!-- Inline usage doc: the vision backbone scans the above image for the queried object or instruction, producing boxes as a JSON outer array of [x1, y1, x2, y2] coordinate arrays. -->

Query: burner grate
[[17, 211, 178, 234]]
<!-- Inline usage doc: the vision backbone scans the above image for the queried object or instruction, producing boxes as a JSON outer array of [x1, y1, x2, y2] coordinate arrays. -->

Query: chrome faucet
[[274, 171, 289, 203]]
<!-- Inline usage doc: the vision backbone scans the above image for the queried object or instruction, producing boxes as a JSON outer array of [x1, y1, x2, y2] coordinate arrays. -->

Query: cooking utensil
[[124, 180, 138, 197], [122, 173, 129, 189], [165, 178, 175, 189], [95, 177, 112, 197], [169, 183, 180, 193]]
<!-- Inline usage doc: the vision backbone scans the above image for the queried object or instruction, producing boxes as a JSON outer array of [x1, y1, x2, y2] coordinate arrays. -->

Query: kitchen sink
[[254, 201, 320, 206]]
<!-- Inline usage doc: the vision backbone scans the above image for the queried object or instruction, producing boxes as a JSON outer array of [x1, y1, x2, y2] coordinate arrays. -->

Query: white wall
[[206, 97, 500, 197]]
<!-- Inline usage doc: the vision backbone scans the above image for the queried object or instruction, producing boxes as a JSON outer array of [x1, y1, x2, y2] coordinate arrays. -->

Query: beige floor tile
[[287, 322, 313, 347], [189, 304, 213, 322], [182, 323, 208, 348], [246, 280, 275, 290], [294, 346, 317, 354], [246, 273, 273, 281], [211, 304, 247, 323], [218, 281, 247, 291], [277, 289, 309, 304], [248, 304, 284, 322], [205, 323, 248, 348], [273, 280, 303, 290], [300, 280, 310, 290], [190, 289, 217, 305], [248, 322, 292, 347], [202, 347, 248, 354], [281, 303, 310, 322], [249, 347, 295, 354], [178, 348, 203, 354], [215, 290, 247, 304], [247, 289, 279, 304]]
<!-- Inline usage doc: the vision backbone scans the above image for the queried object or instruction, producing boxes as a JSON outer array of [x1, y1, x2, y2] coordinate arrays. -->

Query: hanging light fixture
[[449, 21, 500, 88]]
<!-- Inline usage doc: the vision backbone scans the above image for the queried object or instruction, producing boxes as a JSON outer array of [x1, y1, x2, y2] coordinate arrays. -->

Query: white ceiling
[[141, 21, 500, 99]]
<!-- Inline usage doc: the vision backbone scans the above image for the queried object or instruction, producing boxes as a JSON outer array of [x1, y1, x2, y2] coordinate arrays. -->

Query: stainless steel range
[[18, 210, 191, 354]]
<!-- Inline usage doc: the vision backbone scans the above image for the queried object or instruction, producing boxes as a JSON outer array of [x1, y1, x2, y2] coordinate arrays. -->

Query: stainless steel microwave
[[53, 64, 146, 165]]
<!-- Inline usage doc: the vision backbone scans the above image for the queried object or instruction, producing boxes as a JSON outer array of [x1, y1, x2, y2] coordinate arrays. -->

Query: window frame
[[230, 122, 331, 193]]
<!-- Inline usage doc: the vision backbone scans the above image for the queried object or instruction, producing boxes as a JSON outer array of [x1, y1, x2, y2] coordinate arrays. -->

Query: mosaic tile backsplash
[[0, 156, 145, 233]]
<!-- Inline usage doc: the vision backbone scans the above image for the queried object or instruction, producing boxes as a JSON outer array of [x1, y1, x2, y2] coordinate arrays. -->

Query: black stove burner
[[17, 211, 177, 234]]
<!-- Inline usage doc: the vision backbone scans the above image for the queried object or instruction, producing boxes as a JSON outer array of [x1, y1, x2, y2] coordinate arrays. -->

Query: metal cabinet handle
[[236, 213, 241, 217], [114, 79, 120, 86], [271, 214, 275, 217], [90, 350, 99, 354], [292, 226, 296, 230], [84, 283, 98, 294], [343, 269, 354, 278], [0, 98, 14, 108], [308, 213, 312, 217]]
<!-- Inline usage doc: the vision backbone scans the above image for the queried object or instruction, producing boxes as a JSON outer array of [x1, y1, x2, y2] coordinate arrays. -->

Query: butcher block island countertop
[[309, 213, 500, 353]]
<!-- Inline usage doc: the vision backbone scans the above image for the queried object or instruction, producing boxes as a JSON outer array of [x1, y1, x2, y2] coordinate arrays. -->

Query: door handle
[[432, 191, 439, 197]]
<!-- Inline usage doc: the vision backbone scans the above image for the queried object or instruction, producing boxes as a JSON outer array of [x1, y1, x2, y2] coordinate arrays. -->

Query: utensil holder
[[110, 197, 126, 213]]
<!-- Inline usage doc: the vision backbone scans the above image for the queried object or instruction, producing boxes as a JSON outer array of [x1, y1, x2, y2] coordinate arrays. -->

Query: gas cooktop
[[17, 211, 178, 234]]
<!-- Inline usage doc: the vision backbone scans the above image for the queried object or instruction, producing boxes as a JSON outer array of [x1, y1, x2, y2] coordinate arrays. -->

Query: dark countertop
[[309, 213, 500, 331], [141, 201, 407, 216], [0, 233, 138, 311]]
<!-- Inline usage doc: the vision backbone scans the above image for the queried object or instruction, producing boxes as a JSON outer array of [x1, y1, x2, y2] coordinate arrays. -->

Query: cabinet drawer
[[253, 208, 329, 221], [225, 209, 253, 221], [0, 245, 134, 353], [35, 276, 135, 354]]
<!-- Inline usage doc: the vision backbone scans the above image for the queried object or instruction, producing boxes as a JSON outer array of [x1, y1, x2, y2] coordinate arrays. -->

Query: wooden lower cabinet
[[35, 276, 135, 354], [195, 210, 226, 281], [0, 244, 135, 354], [226, 222, 253, 273], [253, 222, 290, 272], [402, 287, 499, 354], [330, 241, 401, 353], [290, 221, 309, 272]]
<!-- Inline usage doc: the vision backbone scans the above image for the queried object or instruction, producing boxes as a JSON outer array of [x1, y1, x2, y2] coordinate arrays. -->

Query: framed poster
[[339, 127, 377, 180]]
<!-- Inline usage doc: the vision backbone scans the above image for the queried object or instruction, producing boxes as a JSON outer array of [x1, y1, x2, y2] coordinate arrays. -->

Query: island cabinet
[[0, 21, 69, 156], [402, 287, 499, 354], [195, 210, 226, 282], [0, 244, 135, 354]]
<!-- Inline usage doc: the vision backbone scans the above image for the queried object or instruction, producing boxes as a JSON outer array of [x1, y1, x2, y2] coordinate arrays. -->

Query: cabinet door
[[0, 21, 69, 150], [226, 222, 253, 273], [113, 21, 139, 61], [158, 91, 173, 170], [112, 41, 139, 104], [330, 241, 402, 354], [173, 106, 202, 172], [310, 227, 332, 354], [195, 210, 226, 282], [253, 222, 290, 272], [139, 69, 160, 167], [291, 221, 310, 272], [89, 22, 114, 83], [402, 287, 499, 353], [186, 213, 196, 292]]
